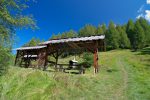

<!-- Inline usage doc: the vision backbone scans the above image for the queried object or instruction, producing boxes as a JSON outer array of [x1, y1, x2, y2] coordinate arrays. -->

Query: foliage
[[96, 25, 104, 35], [133, 20, 145, 50], [138, 18, 150, 46], [50, 30, 77, 39], [0, 47, 11, 76], [22, 38, 41, 47], [47, 18, 150, 51], [126, 19, 135, 43], [78, 24, 97, 37], [0, 0, 36, 76], [105, 21, 119, 49], [101, 23, 107, 33], [0, 0, 36, 47], [82, 52, 93, 68], [116, 26, 131, 48], [96, 24, 107, 35], [61, 30, 77, 38]]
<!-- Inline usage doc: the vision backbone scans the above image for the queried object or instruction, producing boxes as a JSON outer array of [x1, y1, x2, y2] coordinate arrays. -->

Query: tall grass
[[0, 49, 150, 100]]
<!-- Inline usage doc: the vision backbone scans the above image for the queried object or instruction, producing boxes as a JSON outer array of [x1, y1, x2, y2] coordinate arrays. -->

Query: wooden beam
[[67, 42, 81, 49]]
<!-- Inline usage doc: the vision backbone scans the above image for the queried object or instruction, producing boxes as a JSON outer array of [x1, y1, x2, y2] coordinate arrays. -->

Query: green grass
[[0, 49, 150, 100]]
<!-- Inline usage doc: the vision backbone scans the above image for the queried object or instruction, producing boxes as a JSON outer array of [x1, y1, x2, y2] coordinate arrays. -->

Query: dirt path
[[115, 56, 128, 100]]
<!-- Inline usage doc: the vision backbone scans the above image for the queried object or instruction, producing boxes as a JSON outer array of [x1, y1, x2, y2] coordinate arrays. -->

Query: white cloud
[[136, 10, 150, 22], [136, 14, 144, 19], [137, 5, 144, 13], [145, 10, 150, 21], [147, 0, 150, 4], [136, 1, 150, 22]]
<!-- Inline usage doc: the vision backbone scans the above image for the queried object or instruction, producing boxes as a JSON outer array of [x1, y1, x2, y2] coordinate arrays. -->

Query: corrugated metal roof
[[15, 46, 46, 51], [41, 35, 105, 45]]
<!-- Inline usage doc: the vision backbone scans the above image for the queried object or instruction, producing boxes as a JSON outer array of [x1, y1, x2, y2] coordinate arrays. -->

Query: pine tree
[[106, 21, 119, 49], [116, 26, 130, 48], [23, 38, 41, 47], [96, 25, 104, 35], [65, 30, 77, 38], [138, 18, 150, 46], [51, 33, 62, 39], [78, 24, 97, 37], [126, 19, 135, 49], [133, 20, 145, 50], [102, 23, 107, 34], [51, 33, 57, 39]]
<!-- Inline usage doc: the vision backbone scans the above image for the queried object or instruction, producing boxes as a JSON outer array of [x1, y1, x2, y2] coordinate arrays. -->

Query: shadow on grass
[[45, 70, 56, 73], [139, 47, 150, 55], [64, 71, 80, 74], [46, 68, 81, 75], [144, 64, 150, 70], [107, 69, 118, 73]]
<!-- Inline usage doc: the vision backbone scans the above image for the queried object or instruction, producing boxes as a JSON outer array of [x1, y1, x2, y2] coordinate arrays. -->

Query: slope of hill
[[0, 49, 150, 100]]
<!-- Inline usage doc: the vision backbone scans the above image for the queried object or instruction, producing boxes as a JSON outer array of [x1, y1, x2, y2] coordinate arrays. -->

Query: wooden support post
[[104, 40, 106, 52], [26, 52, 29, 68], [93, 41, 99, 74], [19, 51, 24, 67], [14, 50, 19, 66], [55, 51, 59, 68], [93, 48, 99, 74], [37, 47, 48, 71], [37, 52, 41, 69], [43, 46, 48, 71]]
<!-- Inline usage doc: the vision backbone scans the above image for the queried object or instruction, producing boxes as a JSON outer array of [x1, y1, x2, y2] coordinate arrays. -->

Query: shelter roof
[[15, 46, 46, 51], [41, 35, 105, 45]]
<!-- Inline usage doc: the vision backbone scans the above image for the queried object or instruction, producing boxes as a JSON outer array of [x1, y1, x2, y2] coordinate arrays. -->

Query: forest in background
[[50, 18, 150, 51], [25, 18, 150, 51]]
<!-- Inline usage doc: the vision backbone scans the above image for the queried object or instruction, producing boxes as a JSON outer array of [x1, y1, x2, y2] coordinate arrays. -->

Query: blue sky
[[14, 0, 150, 49]]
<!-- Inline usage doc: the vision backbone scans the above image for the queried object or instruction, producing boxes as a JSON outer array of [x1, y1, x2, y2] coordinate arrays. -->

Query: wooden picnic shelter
[[14, 46, 47, 68], [15, 35, 105, 74]]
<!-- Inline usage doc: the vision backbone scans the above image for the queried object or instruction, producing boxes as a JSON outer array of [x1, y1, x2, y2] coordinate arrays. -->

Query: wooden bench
[[48, 60, 87, 74]]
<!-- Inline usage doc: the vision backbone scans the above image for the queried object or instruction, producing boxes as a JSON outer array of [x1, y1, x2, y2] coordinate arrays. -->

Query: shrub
[[82, 52, 93, 68], [0, 47, 11, 76]]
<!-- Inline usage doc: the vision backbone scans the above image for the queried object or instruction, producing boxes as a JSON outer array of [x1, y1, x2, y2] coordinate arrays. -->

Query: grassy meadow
[[0, 48, 150, 100]]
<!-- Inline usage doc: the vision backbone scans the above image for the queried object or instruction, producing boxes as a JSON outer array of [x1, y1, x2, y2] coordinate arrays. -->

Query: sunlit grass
[[0, 49, 150, 100]]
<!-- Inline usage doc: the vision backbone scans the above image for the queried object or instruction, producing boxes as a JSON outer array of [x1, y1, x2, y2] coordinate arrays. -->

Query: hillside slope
[[0, 49, 150, 100]]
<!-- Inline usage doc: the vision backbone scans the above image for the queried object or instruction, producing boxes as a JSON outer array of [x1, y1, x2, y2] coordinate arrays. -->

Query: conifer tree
[[116, 26, 130, 48], [23, 38, 40, 47], [133, 20, 145, 50], [78, 24, 97, 37], [126, 19, 135, 49], [102, 23, 107, 33], [138, 18, 150, 46], [106, 21, 119, 49], [96, 25, 104, 35]]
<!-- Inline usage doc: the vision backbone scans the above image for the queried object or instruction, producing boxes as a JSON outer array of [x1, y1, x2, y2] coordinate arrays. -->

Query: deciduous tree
[[0, 0, 36, 75]]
